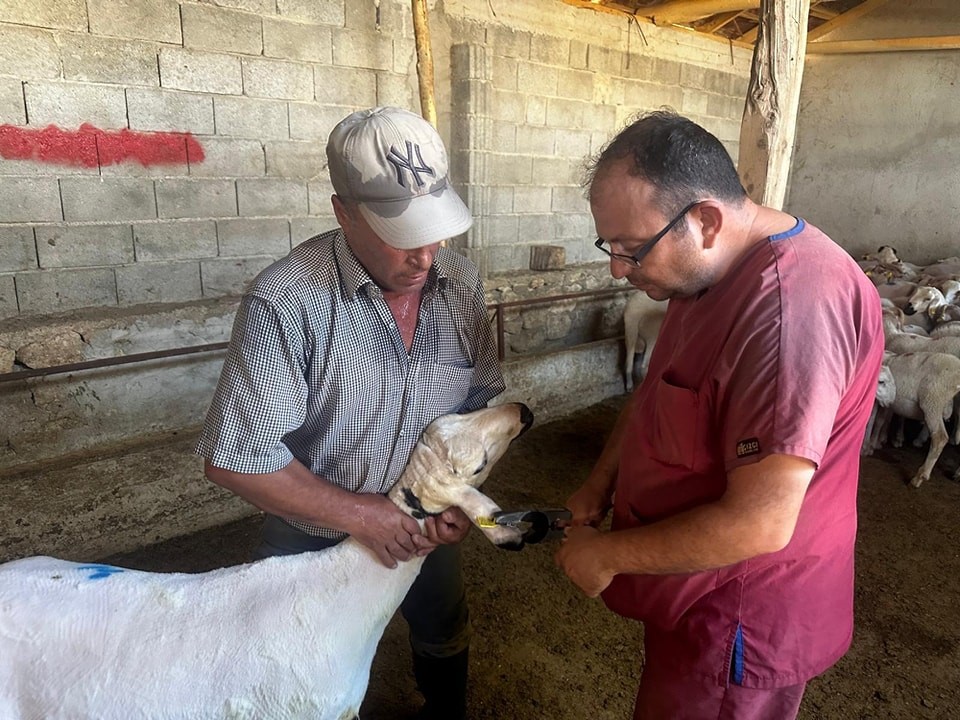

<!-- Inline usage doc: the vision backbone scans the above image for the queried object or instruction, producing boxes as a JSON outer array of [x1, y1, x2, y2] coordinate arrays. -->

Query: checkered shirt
[[195, 229, 505, 539]]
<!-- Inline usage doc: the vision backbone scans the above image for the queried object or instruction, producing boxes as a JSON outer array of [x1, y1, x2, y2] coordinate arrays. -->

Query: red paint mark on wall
[[0, 123, 204, 168]]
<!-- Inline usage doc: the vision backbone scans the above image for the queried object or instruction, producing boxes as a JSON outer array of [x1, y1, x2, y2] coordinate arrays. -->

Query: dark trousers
[[253, 514, 471, 658]]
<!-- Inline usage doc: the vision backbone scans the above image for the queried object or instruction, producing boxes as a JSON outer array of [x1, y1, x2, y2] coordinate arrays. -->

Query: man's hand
[[555, 526, 615, 598], [348, 494, 425, 569], [415, 508, 473, 555], [564, 480, 612, 528]]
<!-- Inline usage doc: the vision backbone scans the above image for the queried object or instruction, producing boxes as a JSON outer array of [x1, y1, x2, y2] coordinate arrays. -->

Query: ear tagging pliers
[[477, 508, 572, 544]]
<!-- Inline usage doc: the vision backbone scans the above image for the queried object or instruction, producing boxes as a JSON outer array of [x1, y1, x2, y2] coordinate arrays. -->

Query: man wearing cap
[[196, 106, 504, 720]]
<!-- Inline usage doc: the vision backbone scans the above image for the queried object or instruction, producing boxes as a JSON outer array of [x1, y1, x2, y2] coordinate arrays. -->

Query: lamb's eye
[[473, 454, 488, 475]]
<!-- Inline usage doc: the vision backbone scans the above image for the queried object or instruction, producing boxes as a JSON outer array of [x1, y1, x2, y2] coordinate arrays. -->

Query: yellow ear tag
[[475, 516, 497, 528]]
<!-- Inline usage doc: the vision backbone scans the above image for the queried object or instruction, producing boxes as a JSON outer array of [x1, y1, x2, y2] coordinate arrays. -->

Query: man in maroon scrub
[[555, 111, 884, 720]]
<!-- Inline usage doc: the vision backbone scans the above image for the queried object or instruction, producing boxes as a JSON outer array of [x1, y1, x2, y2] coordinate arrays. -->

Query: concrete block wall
[[0, 0, 751, 322], [0, 0, 420, 320]]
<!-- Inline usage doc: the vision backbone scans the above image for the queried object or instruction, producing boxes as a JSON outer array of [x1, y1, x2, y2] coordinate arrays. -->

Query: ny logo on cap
[[387, 141, 435, 189]]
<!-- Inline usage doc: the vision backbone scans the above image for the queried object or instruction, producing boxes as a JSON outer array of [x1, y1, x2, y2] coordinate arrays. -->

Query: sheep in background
[[863, 364, 896, 456], [622, 291, 667, 392], [0, 403, 533, 720], [880, 353, 960, 488]]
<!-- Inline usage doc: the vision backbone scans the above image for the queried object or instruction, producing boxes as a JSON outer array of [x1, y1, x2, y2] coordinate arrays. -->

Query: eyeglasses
[[595, 201, 701, 268]]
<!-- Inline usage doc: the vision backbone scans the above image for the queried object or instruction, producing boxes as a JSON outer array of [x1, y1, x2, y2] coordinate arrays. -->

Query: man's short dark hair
[[585, 110, 747, 216]]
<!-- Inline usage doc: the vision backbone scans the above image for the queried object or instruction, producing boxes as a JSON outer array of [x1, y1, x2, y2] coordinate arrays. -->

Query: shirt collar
[[333, 229, 448, 301]]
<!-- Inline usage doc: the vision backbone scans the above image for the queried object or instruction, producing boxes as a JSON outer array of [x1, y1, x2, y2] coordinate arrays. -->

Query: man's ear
[[331, 194, 355, 231], [695, 202, 723, 249]]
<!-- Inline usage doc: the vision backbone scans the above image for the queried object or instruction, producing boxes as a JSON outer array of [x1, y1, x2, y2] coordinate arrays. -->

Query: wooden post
[[737, 0, 810, 209], [411, 0, 437, 127]]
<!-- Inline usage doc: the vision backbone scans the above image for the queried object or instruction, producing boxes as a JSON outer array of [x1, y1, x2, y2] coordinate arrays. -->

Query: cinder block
[[61, 35, 159, 87], [277, 0, 345, 26], [0, 275, 16, 319], [583, 103, 617, 130], [516, 126, 555, 156], [707, 93, 743, 120], [242, 57, 314, 101], [291, 216, 333, 243], [518, 214, 553, 242], [586, 45, 622, 76], [393, 36, 416, 75], [314, 65, 376, 106], [530, 35, 570, 67], [513, 187, 552, 215], [16, 267, 118, 314], [217, 218, 290, 257], [24, 80, 128, 129], [264, 141, 324, 180], [0, 78, 25, 125], [127, 88, 215, 134], [133, 220, 217, 260], [525, 96, 546, 126], [344, 0, 406, 35], [553, 212, 592, 239], [623, 56, 682, 84], [0, 25, 60, 79], [488, 153, 531, 185], [376, 72, 415, 110], [488, 27, 530, 60], [190, 137, 265, 178], [262, 17, 332, 63], [331, 28, 393, 71], [61, 178, 156, 222], [35, 224, 134, 268], [518, 62, 557, 96], [557, 68, 593, 102], [236, 178, 308, 217], [489, 121, 518, 153], [87, 0, 181, 43], [491, 90, 525, 124], [0, 225, 37, 271], [159, 48, 242, 95], [623, 80, 684, 113], [483, 243, 526, 274], [532, 156, 580, 186], [214, 96, 289, 140], [569, 41, 588, 71], [116, 260, 203, 306], [492, 56, 518, 92], [681, 89, 710, 117], [545, 97, 586, 129], [0, 178, 62, 222], [553, 129, 592, 159], [201, 256, 274, 297], [155, 179, 238, 220], [551, 186, 589, 213], [181, 4, 262, 55], [0, 0, 87, 31], [289, 102, 353, 143], [482, 214, 519, 246]]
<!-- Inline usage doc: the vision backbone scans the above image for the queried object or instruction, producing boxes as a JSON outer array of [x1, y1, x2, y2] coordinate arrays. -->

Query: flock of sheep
[[860, 246, 960, 488]]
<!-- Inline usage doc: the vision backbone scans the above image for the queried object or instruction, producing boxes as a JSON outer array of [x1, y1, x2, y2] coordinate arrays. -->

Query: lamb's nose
[[518, 403, 534, 434]]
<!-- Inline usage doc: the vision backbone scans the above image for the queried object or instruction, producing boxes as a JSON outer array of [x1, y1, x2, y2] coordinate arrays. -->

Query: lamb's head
[[875, 365, 896, 408], [391, 403, 534, 549], [904, 286, 940, 315], [875, 245, 901, 265]]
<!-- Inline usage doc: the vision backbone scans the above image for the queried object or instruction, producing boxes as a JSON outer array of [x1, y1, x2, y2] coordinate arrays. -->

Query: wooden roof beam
[[639, 0, 760, 26], [807, 0, 890, 41], [698, 10, 743, 33], [560, 0, 639, 18], [807, 35, 960, 54]]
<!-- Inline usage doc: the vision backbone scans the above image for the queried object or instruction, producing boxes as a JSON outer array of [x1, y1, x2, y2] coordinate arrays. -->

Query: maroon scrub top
[[601, 220, 884, 688]]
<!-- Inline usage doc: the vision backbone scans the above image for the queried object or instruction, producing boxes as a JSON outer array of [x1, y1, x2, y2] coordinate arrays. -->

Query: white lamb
[[879, 353, 960, 488], [622, 290, 667, 391], [0, 402, 533, 720]]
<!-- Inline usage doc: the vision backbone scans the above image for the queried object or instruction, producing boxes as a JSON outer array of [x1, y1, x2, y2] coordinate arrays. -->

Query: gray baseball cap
[[326, 106, 473, 249]]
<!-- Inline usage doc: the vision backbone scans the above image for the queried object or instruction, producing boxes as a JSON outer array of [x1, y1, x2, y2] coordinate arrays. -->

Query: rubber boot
[[412, 648, 469, 720]]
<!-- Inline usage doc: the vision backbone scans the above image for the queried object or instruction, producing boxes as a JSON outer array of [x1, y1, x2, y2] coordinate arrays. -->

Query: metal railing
[[0, 286, 632, 383]]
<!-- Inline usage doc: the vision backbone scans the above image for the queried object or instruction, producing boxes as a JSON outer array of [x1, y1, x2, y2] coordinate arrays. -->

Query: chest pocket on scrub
[[650, 376, 701, 470]]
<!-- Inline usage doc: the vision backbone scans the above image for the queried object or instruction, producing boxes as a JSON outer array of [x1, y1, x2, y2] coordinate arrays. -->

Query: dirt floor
[[106, 395, 960, 720]]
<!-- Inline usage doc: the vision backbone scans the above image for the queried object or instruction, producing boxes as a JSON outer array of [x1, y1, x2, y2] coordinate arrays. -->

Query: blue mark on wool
[[78, 564, 124, 581]]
